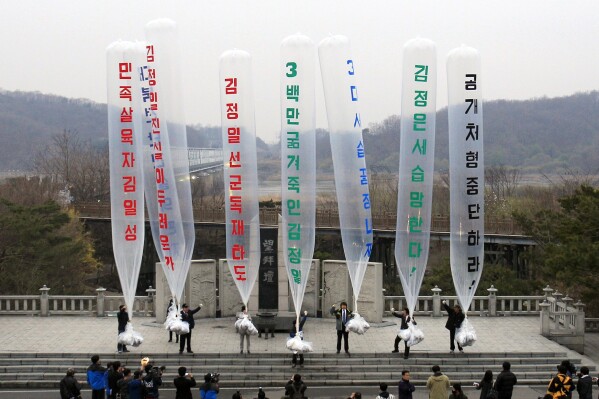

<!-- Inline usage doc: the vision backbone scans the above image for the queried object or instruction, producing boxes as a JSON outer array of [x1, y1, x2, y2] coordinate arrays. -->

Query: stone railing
[[585, 318, 599, 332], [539, 286, 586, 353], [0, 285, 156, 317], [383, 285, 546, 317]]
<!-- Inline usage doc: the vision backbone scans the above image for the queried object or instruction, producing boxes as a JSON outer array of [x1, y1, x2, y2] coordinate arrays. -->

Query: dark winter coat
[[59, 375, 81, 399], [289, 315, 308, 338], [107, 369, 123, 393], [398, 378, 416, 399], [476, 379, 493, 399], [443, 303, 465, 330], [576, 375, 592, 399], [143, 371, 162, 398], [285, 379, 307, 399], [86, 363, 106, 391], [181, 306, 201, 329], [494, 370, 518, 399], [392, 311, 415, 330], [118, 309, 129, 331], [174, 375, 197, 399], [117, 377, 132, 399]]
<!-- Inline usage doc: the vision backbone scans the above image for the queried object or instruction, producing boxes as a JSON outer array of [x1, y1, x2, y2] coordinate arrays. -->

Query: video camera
[[208, 372, 220, 383], [150, 365, 166, 377]]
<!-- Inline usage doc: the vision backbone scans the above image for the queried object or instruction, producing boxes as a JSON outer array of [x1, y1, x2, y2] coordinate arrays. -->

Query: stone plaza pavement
[[0, 314, 595, 365]]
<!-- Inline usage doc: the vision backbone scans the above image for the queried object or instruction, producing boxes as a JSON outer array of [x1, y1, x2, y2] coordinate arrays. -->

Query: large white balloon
[[107, 41, 146, 316], [447, 46, 484, 312], [219, 49, 261, 306], [319, 35, 373, 310], [280, 34, 317, 322], [395, 38, 437, 316], [143, 19, 196, 304]]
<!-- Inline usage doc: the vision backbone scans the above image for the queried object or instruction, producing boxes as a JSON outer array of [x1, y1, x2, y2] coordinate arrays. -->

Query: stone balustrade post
[[487, 285, 498, 316], [539, 301, 551, 336], [39, 285, 50, 317], [562, 295, 573, 309], [96, 288, 106, 317], [553, 290, 563, 304], [146, 286, 156, 316], [432, 286, 442, 317], [543, 285, 554, 300], [575, 301, 586, 336]]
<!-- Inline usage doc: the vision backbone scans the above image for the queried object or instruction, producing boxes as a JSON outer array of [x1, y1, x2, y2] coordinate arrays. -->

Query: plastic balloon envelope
[[219, 49, 261, 306], [345, 312, 370, 335], [235, 316, 259, 336], [456, 317, 477, 347], [395, 37, 437, 317], [447, 45, 484, 313], [318, 35, 373, 309], [107, 40, 146, 315], [118, 323, 144, 347], [280, 33, 317, 323], [144, 18, 195, 303], [286, 335, 313, 353]]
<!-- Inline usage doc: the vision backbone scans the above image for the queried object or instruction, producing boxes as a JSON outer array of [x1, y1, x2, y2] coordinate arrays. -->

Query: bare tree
[[33, 130, 110, 203], [369, 171, 398, 214], [485, 165, 522, 201]]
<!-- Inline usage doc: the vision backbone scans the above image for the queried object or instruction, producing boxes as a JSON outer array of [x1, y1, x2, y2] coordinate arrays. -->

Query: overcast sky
[[1, 0, 599, 143]]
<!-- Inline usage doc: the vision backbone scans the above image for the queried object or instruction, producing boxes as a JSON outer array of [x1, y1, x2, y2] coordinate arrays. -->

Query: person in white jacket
[[237, 305, 251, 354], [376, 382, 396, 399]]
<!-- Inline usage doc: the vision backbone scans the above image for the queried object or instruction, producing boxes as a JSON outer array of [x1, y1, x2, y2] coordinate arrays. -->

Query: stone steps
[[0, 351, 586, 389]]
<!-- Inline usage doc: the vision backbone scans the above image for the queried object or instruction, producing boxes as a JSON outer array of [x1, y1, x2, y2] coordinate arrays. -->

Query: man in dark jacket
[[330, 302, 353, 355], [494, 361, 518, 399], [576, 366, 592, 399], [398, 370, 416, 399], [143, 364, 163, 399], [391, 307, 415, 359], [60, 368, 82, 399], [117, 304, 130, 353], [174, 366, 196, 399], [116, 368, 133, 399], [442, 300, 465, 353], [180, 303, 202, 354], [107, 361, 123, 399], [86, 355, 107, 399], [285, 374, 307, 399]]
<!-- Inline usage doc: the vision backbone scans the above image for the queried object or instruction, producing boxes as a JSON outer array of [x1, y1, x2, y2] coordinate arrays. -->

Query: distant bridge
[[187, 147, 222, 174]]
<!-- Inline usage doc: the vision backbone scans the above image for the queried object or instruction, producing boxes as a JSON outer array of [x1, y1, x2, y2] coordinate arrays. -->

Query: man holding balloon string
[[330, 302, 353, 356], [442, 300, 465, 353], [179, 303, 202, 354]]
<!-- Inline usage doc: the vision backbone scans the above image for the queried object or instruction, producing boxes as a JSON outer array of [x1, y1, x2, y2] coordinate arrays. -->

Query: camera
[[209, 372, 220, 383], [151, 365, 166, 377]]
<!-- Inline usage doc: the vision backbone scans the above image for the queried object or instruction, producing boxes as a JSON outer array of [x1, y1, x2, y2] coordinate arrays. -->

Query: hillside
[[1, 89, 598, 173]]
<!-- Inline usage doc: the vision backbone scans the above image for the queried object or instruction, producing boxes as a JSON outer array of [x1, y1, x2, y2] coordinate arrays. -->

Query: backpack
[[486, 388, 498, 399], [289, 383, 304, 399]]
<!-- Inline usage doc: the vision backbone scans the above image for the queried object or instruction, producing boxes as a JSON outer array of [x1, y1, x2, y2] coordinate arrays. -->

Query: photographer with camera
[[143, 363, 164, 399], [200, 372, 220, 399], [285, 374, 307, 399], [60, 368, 82, 399], [174, 366, 196, 399]]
